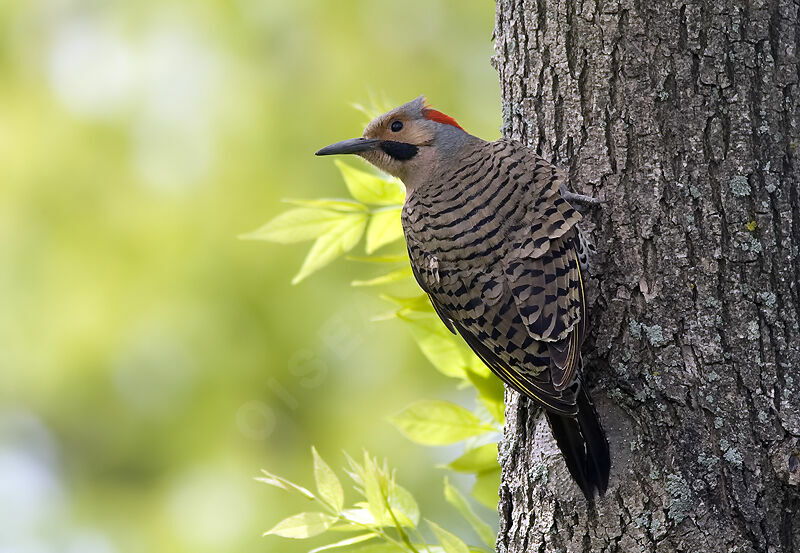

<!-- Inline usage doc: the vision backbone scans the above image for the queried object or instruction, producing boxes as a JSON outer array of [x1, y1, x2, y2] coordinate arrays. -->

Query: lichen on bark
[[492, 0, 800, 551]]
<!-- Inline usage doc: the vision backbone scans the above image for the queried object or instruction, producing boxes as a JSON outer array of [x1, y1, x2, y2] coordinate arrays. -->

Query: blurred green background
[[0, 1, 500, 551]]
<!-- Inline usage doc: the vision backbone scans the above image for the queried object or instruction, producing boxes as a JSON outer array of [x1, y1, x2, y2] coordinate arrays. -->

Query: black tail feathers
[[545, 386, 610, 500]]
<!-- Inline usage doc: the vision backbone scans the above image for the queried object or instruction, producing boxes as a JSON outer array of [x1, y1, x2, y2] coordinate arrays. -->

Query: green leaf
[[463, 355, 500, 389], [389, 400, 495, 445], [256, 470, 316, 500], [293, 213, 368, 284], [471, 468, 501, 510], [397, 313, 468, 379], [284, 198, 368, 212], [264, 512, 338, 539], [379, 294, 433, 312], [463, 370, 505, 424], [359, 453, 391, 526], [342, 452, 364, 487], [351, 543, 483, 553], [370, 310, 401, 322], [312, 447, 344, 513], [344, 453, 418, 529], [241, 209, 344, 243], [352, 267, 413, 287], [445, 444, 499, 474], [360, 454, 420, 528], [427, 519, 470, 553], [346, 254, 408, 264], [348, 545, 406, 553], [443, 478, 496, 548], [337, 507, 376, 527], [464, 347, 492, 378], [366, 208, 404, 253], [307, 533, 378, 553], [388, 483, 420, 527], [336, 160, 405, 205]]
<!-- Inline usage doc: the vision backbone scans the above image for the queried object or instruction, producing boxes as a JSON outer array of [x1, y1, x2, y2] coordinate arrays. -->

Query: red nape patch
[[422, 108, 464, 130]]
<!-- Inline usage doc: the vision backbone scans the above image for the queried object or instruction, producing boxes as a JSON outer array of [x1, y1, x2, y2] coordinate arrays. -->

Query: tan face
[[357, 110, 436, 180], [363, 112, 434, 146]]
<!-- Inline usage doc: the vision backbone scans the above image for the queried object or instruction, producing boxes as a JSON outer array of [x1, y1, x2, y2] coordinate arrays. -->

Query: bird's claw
[[560, 185, 602, 208]]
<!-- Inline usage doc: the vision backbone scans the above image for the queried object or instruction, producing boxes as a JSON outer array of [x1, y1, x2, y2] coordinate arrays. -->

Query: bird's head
[[315, 96, 472, 184]]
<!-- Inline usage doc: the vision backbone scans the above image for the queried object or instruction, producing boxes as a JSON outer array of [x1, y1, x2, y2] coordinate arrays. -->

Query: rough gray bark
[[492, 1, 800, 551]]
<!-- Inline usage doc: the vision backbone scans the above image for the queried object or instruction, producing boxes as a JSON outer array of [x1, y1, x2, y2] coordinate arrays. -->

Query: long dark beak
[[315, 137, 379, 156]]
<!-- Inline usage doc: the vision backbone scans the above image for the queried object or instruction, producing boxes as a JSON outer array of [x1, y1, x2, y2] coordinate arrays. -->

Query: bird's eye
[[390, 120, 403, 132]]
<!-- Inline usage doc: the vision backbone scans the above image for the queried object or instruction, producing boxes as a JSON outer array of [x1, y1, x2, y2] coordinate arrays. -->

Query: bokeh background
[[0, 1, 501, 552]]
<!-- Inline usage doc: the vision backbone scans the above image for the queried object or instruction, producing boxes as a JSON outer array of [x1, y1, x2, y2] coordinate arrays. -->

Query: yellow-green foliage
[[260, 448, 496, 553], [0, 1, 500, 552]]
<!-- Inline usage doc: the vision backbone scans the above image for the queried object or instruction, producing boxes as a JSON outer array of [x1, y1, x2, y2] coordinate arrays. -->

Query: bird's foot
[[561, 185, 602, 208]]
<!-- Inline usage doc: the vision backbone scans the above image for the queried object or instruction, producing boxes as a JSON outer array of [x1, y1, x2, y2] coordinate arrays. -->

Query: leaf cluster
[[260, 448, 494, 553], [241, 161, 406, 284]]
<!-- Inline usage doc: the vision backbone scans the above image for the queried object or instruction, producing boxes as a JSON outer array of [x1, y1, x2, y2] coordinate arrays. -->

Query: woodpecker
[[316, 96, 610, 498]]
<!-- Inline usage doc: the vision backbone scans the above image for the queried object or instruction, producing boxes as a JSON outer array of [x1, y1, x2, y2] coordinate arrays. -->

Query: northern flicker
[[316, 96, 610, 498]]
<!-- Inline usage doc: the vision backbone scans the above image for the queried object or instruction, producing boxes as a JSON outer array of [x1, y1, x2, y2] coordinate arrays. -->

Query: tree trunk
[[492, 1, 800, 551]]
